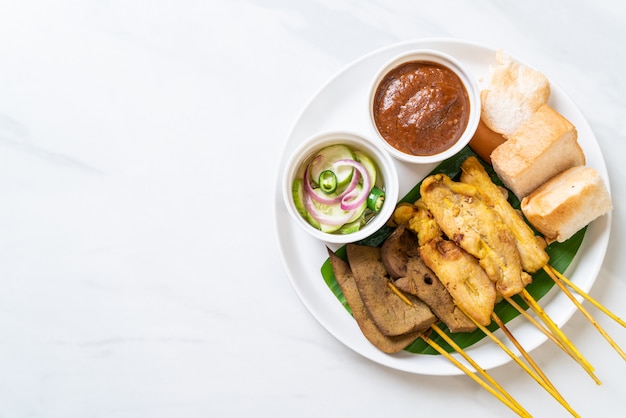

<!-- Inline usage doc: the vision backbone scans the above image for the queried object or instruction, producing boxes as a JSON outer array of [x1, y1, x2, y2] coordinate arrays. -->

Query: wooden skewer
[[429, 324, 531, 417], [387, 281, 414, 307], [491, 310, 574, 412], [504, 295, 596, 378], [389, 281, 530, 416], [459, 306, 581, 417], [547, 265, 626, 328], [520, 289, 602, 385], [504, 295, 569, 353], [420, 333, 530, 417], [544, 266, 626, 361]]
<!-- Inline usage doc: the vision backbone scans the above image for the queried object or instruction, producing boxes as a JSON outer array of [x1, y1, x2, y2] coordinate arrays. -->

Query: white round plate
[[274, 38, 611, 376]]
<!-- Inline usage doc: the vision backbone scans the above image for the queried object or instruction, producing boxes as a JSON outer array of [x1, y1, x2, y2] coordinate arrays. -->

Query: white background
[[0, 1, 624, 417]]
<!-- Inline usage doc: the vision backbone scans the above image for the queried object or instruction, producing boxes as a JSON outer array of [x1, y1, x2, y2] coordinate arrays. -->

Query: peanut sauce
[[373, 61, 470, 156]]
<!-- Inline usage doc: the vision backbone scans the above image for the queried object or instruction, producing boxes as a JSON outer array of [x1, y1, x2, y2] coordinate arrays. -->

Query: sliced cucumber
[[308, 144, 355, 188], [337, 218, 364, 234], [335, 198, 368, 234], [354, 149, 377, 187], [307, 211, 321, 230], [318, 221, 342, 234], [347, 206, 367, 224], [309, 199, 349, 233], [292, 178, 320, 228], [291, 178, 307, 218]]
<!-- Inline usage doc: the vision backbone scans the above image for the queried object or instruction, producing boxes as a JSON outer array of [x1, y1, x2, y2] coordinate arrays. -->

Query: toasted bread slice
[[521, 166, 612, 243], [491, 104, 585, 199], [480, 50, 550, 136]]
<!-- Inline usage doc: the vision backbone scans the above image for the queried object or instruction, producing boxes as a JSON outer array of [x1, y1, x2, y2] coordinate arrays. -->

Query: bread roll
[[491, 104, 585, 199], [521, 166, 612, 243], [481, 50, 550, 136]]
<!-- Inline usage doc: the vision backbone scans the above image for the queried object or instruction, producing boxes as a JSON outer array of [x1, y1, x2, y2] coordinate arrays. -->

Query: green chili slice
[[318, 170, 338, 194], [367, 186, 385, 212]]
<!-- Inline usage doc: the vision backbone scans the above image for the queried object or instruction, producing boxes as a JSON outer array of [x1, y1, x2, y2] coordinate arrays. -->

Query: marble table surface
[[1, 1, 624, 417]]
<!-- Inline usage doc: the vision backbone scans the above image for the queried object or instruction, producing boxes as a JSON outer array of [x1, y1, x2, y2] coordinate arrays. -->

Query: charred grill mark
[[453, 233, 464, 246], [423, 274, 434, 285]]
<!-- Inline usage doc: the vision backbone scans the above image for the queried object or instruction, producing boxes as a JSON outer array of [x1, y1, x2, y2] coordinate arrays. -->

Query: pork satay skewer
[[389, 170, 608, 414], [420, 173, 531, 297], [402, 205, 578, 416], [396, 199, 581, 363], [543, 266, 626, 361], [460, 156, 549, 274], [418, 172, 589, 383], [399, 196, 593, 374], [461, 156, 623, 361], [411, 237, 579, 416], [454, 165, 603, 368], [408, 187, 594, 414]]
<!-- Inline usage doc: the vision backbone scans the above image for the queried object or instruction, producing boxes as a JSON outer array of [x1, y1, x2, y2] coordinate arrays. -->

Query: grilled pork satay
[[409, 200, 442, 247], [420, 173, 531, 297], [419, 237, 496, 326], [390, 201, 443, 247], [397, 202, 495, 327], [460, 156, 549, 273]]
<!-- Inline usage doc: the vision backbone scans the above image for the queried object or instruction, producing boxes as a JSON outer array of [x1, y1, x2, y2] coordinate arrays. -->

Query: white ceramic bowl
[[369, 49, 480, 164], [282, 131, 399, 244]]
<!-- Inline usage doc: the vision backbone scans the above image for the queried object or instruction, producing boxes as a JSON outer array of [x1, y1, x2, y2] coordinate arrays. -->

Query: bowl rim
[[368, 48, 481, 164], [282, 130, 399, 244]]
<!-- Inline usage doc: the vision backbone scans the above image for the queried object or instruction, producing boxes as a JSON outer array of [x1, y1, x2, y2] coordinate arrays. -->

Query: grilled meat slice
[[380, 223, 419, 279], [420, 173, 531, 297], [419, 238, 496, 326], [327, 248, 422, 353], [460, 156, 549, 273], [395, 255, 476, 333], [346, 244, 437, 336]]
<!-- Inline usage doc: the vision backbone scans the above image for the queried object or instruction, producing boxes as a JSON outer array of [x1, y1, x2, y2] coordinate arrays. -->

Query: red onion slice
[[333, 159, 371, 210], [304, 194, 358, 226]]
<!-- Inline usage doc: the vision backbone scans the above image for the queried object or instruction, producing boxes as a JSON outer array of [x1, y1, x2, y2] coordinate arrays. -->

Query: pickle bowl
[[368, 49, 481, 164], [282, 131, 399, 244]]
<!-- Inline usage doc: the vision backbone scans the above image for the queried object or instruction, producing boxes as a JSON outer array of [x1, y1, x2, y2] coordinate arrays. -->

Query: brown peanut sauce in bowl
[[368, 49, 479, 164], [373, 61, 470, 156]]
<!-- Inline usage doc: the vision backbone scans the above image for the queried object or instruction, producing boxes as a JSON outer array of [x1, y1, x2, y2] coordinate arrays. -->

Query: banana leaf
[[320, 146, 586, 354]]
